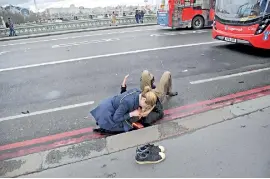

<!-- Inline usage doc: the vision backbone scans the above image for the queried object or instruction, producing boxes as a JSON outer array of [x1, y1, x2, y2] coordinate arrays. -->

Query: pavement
[[0, 25, 270, 177], [14, 95, 270, 177], [0, 23, 156, 42]]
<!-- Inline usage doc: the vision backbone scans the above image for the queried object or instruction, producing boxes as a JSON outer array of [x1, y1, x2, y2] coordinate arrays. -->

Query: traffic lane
[[0, 25, 161, 46], [0, 26, 162, 51], [0, 105, 95, 146], [1, 43, 270, 144], [1, 43, 270, 117], [0, 29, 210, 69], [0, 30, 211, 69]]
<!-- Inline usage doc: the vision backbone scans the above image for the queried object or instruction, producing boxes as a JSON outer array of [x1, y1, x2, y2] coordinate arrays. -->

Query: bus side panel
[[182, 8, 203, 24], [209, 9, 215, 21], [168, 0, 174, 27]]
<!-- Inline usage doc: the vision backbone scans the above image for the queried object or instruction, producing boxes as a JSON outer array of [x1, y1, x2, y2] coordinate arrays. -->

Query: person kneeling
[[91, 86, 157, 134], [120, 74, 164, 128]]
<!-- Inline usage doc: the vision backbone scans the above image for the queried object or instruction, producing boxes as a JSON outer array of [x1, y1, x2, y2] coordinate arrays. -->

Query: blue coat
[[90, 88, 141, 132]]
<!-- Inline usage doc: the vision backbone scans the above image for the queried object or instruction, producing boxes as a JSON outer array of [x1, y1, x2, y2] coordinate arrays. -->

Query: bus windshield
[[216, 0, 270, 21]]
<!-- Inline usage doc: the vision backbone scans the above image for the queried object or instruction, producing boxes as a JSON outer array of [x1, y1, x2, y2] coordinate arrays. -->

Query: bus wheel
[[192, 16, 204, 29]]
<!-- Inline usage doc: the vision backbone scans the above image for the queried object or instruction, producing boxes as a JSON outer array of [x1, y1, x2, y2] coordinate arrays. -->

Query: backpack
[[5, 22, 9, 28]]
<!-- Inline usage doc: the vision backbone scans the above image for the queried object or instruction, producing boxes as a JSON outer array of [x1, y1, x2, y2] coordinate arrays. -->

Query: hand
[[122, 74, 129, 87], [129, 108, 141, 117], [124, 74, 129, 80]]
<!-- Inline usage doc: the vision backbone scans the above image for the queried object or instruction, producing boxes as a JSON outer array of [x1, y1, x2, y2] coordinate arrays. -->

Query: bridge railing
[[0, 15, 157, 37]]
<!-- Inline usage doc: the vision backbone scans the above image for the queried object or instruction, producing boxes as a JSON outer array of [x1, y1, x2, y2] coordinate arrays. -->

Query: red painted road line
[[162, 90, 270, 122], [164, 85, 270, 115], [0, 133, 104, 161], [1, 85, 270, 154], [0, 127, 94, 152], [1, 90, 270, 161]]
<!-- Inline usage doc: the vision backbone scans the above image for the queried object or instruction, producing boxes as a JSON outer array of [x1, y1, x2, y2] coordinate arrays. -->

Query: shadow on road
[[216, 44, 270, 58], [157, 27, 212, 32]]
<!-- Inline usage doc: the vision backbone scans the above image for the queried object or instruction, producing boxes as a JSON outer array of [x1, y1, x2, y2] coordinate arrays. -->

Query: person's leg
[[140, 70, 154, 91], [9, 28, 12, 36], [155, 71, 178, 102], [13, 28, 17, 36]]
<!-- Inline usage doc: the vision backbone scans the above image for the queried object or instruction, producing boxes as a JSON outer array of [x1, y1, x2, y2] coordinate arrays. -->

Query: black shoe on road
[[135, 150, 166, 164]]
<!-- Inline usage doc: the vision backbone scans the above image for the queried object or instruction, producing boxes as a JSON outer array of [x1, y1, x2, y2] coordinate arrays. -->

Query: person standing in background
[[140, 10, 145, 23], [135, 10, 139, 23], [111, 11, 117, 26], [8, 18, 17, 36]]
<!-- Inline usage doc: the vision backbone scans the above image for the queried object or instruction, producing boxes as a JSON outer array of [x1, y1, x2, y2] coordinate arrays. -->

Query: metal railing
[[0, 15, 157, 37]]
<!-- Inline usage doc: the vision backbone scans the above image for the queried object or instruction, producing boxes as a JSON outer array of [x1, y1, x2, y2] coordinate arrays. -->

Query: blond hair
[[140, 86, 157, 117]]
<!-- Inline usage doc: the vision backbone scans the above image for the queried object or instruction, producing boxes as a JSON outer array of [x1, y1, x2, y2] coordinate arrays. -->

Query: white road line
[[190, 67, 270, 84], [51, 38, 120, 48], [0, 51, 10, 55], [0, 41, 223, 73], [0, 101, 95, 122], [150, 30, 207, 37], [0, 28, 158, 47]]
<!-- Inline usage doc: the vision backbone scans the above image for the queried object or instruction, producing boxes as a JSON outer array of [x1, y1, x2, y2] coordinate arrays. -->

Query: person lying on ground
[[120, 74, 164, 128], [91, 86, 157, 134], [137, 70, 178, 126], [140, 70, 178, 102]]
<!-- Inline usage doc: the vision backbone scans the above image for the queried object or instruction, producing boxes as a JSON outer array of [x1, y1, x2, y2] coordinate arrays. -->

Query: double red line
[[1, 85, 270, 161]]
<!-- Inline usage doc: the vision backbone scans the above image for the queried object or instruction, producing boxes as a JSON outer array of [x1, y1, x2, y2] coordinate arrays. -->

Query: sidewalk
[[23, 104, 270, 178], [1, 94, 270, 177], [18, 95, 270, 178], [0, 23, 156, 42]]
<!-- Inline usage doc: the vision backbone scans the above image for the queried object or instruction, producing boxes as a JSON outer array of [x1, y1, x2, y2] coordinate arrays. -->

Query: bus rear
[[212, 0, 270, 49], [157, 10, 170, 27]]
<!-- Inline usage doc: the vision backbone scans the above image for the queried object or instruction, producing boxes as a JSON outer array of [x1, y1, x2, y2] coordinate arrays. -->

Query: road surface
[[0, 25, 270, 148], [23, 106, 270, 178]]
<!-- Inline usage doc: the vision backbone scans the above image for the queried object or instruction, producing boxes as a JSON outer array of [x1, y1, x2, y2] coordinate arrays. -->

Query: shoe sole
[[135, 155, 166, 165]]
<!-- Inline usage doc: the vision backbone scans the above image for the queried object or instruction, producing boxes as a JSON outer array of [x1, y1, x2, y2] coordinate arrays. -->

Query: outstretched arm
[[120, 74, 129, 94]]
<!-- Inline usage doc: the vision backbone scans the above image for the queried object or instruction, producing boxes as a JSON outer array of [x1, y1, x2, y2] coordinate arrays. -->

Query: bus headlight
[[213, 17, 217, 30], [255, 18, 270, 35]]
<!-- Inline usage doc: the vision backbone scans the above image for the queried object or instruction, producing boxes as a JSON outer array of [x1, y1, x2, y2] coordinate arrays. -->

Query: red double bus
[[212, 0, 270, 49], [157, 0, 215, 29]]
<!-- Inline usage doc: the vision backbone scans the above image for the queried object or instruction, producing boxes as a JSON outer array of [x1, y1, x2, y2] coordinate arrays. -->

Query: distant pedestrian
[[8, 18, 17, 36], [111, 11, 117, 26], [135, 10, 139, 23], [140, 10, 145, 23], [138, 12, 141, 23]]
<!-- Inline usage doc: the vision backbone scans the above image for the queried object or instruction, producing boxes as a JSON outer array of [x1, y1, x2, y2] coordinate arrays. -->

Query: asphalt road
[[0, 25, 270, 146], [23, 106, 270, 178]]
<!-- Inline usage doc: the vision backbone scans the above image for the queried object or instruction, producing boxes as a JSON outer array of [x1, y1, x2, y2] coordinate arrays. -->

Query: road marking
[[150, 30, 207, 37], [190, 67, 270, 84], [52, 38, 120, 48], [0, 127, 94, 151], [0, 28, 158, 47], [0, 51, 10, 55], [0, 41, 222, 73], [0, 101, 95, 122]]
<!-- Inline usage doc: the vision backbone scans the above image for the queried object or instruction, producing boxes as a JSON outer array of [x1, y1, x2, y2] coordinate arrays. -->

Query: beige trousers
[[140, 70, 172, 103]]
